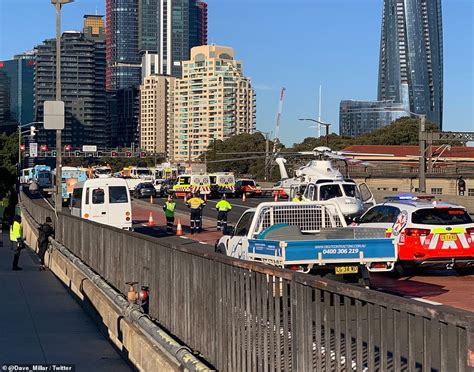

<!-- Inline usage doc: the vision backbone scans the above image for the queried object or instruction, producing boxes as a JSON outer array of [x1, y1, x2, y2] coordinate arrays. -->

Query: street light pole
[[401, 110, 427, 193], [299, 118, 332, 147], [52, 0, 73, 213]]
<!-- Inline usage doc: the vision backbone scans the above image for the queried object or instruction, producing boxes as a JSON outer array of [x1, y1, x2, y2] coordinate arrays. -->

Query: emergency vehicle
[[172, 174, 211, 197], [235, 179, 262, 197], [209, 173, 235, 197], [354, 195, 474, 276]]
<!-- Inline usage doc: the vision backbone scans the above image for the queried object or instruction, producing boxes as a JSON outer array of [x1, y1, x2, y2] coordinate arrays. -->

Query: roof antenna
[[95, 6, 98, 15]]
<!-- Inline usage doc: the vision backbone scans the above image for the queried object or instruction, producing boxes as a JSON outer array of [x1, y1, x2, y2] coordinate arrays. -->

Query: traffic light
[[64, 144, 71, 152], [30, 126, 36, 137], [40, 144, 47, 152], [75, 151, 81, 157], [51, 150, 57, 157], [20, 144, 26, 151], [111, 151, 118, 157], [126, 151, 132, 157], [140, 151, 146, 158]]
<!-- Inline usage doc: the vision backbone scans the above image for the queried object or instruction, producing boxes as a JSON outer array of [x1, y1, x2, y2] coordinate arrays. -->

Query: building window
[[392, 188, 398, 191], [468, 189, 474, 197], [431, 188, 442, 195]]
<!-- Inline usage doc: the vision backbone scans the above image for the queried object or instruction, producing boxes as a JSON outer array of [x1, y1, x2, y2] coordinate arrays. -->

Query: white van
[[71, 178, 132, 230]]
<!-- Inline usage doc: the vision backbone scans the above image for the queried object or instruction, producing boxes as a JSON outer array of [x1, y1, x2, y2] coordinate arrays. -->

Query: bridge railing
[[21, 193, 474, 371]]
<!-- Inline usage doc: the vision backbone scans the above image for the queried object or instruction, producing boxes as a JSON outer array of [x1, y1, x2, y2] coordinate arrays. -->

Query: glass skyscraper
[[137, 0, 208, 77], [378, 0, 443, 128], [106, 0, 141, 90]]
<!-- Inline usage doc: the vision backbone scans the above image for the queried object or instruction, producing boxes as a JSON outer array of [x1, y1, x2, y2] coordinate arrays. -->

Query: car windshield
[[142, 183, 154, 188], [96, 169, 110, 174], [240, 180, 255, 186], [137, 169, 151, 176], [412, 208, 473, 225]]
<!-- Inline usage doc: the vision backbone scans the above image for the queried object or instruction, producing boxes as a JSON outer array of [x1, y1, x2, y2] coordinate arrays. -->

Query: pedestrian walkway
[[0, 231, 131, 371]]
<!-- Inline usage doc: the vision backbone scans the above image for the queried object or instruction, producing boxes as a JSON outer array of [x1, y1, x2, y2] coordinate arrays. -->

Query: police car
[[354, 194, 474, 276]]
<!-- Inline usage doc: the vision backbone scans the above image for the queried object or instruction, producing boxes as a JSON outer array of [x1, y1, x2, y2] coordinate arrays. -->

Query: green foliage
[[0, 132, 19, 199], [202, 133, 280, 180], [292, 116, 440, 151]]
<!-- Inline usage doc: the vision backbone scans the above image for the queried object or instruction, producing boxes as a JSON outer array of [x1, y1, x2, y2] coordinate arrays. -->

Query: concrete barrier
[[21, 210, 209, 372]]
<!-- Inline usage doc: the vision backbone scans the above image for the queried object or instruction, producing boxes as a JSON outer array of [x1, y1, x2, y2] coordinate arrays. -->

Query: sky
[[0, 0, 473, 146]]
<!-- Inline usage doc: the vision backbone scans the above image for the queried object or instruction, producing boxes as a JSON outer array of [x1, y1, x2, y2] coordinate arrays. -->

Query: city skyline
[[0, 0, 472, 145]]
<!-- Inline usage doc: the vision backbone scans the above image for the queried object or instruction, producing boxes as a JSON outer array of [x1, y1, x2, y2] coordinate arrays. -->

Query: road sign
[[29, 143, 38, 157], [82, 145, 97, 152], [44, 101, 65, 130]]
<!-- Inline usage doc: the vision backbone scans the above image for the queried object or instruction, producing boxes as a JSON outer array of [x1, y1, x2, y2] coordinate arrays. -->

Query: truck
[[215, 201, 397, 286]]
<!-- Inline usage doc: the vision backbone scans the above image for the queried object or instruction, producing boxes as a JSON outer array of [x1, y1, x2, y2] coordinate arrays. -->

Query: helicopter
[[272, 146, 382, 220]]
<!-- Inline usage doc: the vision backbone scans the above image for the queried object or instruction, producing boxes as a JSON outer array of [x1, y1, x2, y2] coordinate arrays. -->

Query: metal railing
[[21, 193, 474, 371]]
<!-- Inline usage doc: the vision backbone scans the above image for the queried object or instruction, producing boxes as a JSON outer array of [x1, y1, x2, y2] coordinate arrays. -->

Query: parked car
[[134, 182, 156, 199], [353, 194, 474, 276], [234, 179, 262, 197]]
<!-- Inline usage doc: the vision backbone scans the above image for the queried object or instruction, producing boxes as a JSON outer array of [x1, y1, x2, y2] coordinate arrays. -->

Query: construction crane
[[272, 87, 286, 154]]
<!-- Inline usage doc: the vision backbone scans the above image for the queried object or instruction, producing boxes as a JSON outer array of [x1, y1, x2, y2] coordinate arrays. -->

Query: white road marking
[[199, 241, 208, 245], [405, 297, 442, 305], [180, 236, 188, 240]]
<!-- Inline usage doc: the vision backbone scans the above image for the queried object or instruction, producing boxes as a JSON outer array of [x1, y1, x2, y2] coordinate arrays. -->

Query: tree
[[291, 116, 440, 151], [202, 133, 279, 179], [0, 132, 18, 199]]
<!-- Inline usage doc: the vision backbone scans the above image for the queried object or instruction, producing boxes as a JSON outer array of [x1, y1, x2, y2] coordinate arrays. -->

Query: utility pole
[[418, 115, 426, 193], [264, 133, 270, 182], [52, 0, 73, 212]]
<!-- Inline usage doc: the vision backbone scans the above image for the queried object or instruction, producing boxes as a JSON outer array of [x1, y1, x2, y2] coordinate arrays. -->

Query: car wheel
[[216, 244, 227, 255]]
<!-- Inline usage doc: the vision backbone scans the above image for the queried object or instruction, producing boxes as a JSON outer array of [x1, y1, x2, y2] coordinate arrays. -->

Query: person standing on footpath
[[163, 195, 176, 233], [186, 192, 205, 234], [216, 194, 232, 231], [38, 217, 54, 271], [10, 215, 23, 271]]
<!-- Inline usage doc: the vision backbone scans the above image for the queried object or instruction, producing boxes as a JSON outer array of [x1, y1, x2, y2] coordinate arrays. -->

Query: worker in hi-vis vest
[[186, 192, 205, 234], [216, 194, 232, 231], [10, 215, 23, 270], [163, 195, 176, 233]]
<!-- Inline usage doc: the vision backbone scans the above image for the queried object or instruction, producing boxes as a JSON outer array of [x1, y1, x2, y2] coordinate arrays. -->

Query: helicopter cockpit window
[[319, 184, 343, 200], [342, 184, 359, 198]]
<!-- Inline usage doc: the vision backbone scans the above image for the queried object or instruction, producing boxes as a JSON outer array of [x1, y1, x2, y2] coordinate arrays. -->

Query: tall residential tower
[[171, 45, 255, 161], [378, 0, 443, 128]]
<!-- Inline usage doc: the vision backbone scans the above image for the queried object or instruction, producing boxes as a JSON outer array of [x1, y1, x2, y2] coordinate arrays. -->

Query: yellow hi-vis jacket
[[187, 197, 205, 210], [216, 199, 232, 212], [10, 221, 22, 241]]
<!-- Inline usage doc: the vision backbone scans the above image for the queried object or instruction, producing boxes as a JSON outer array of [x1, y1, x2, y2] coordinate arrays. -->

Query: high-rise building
[[171, 45, 255, 162], [138, 0, 208, 78], [108, 87, 140, 148], [106, 0, 141, 90], [339, 100, 407, 137], [84, 14, 105, 41], [378, 0, 443, 128], [140, 75, 176, 154], [0, 69, 13, 133], [35, 26, 106, 149], [0, 52, 35, 127]]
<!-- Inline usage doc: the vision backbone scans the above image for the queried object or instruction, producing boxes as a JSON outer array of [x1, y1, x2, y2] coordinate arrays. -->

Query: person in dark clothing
[[38, 217, 54, 271]]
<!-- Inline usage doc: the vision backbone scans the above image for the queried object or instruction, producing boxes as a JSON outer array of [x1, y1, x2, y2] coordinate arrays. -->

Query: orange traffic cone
[[176, 219, 183, 236], [274, 194, 278, 202], [242, 193, 246, 202], [147, 212, 155, 226]]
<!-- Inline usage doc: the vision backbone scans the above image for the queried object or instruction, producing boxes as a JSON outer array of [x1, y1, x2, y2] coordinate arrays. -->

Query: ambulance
[[209, 173, 235, 198], [172, 174, 211, 197], [354, 194, 474, 276]]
